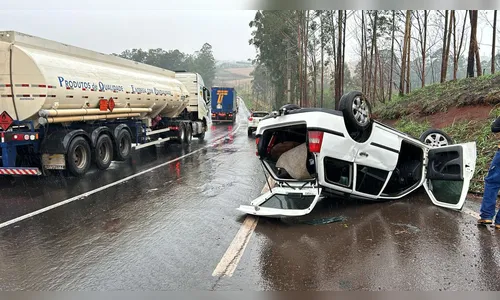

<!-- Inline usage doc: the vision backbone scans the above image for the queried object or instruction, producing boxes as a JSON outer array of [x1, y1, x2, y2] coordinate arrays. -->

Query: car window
[[252, 112, 268, 118]]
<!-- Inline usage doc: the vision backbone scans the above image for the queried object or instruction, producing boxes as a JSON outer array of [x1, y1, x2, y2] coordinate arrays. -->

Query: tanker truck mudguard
[[0, 31, 211, 177], [211, 87, 237, 124]]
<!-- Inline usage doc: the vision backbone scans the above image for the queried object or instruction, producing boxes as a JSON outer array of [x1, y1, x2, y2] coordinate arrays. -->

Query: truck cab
[[174, 71, 211, 124]]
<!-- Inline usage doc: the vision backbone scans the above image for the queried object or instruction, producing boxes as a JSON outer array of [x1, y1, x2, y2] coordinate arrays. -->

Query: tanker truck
[[0, 31, 211, 177]]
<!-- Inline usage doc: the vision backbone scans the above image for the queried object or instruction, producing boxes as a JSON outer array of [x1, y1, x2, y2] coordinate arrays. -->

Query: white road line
[[0, 123, 241, 230], [212, 176, 275, 278], [212, 214, 259, 278]]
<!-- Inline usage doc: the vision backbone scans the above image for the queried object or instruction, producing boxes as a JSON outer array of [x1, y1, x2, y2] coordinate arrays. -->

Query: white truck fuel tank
[[0, 31, 190, 127]]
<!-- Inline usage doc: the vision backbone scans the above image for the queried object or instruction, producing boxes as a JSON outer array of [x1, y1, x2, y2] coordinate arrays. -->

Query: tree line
[[249, 10, 498, 110], [114, 43, 217, 88]]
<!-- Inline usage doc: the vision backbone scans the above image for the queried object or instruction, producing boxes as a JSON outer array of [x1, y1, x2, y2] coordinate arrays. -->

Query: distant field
[[214, 66, 254, 86], [224, 67, 254, 77], [223, 77, 253, 85]]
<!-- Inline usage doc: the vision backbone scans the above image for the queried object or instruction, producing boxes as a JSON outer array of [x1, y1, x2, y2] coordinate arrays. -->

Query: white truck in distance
[[0, 31, 211, 177]]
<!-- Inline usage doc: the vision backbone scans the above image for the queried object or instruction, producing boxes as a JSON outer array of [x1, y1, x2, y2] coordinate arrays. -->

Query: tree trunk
[[363, 13, 370, 96], [467, 10, 478, 78], [421, 10, 428, 87], [476, 43, 482, 76], [493, 10, 497, 74], [361, 11, 366, 95], [335, 10, 343, 110], [377, 45, 385, 102], [451, 10, 457, 80], [320, 12, 324, 107], [443, 10, 453, 81], [454, 10, 467, 80], [374, 45, 378, 102], [389, 10, 395, 101], [440, 10, 449, 83], [370, 11, 378, 101], [342, 10, 346, 96], [298, 11, 303, 105], [331, 11, 337, 72], [400, 10, 411, 96], [304, 10, 309, 106], [406, 29, 411, 94]]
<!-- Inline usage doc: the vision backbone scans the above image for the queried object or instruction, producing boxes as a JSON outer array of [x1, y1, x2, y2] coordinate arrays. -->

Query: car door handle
[[359, 152, 368, 157]]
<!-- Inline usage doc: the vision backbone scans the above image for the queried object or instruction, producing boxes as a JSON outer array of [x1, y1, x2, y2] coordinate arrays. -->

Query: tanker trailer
[[0, 31, 211, 177]]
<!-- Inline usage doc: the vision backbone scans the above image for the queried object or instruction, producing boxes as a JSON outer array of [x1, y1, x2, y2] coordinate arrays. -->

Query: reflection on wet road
[[235, 195, 500, 291], [0, 104, 496, 291], [0, 121, 239, 223]]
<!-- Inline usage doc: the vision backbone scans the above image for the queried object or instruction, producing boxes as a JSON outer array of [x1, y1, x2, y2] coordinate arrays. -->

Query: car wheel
[[419, 128, 454, 147], [247, 128, 253, 136], [339, 91, 372, 131]]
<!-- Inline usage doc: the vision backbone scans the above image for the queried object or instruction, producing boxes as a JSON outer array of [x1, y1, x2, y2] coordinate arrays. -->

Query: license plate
[[42, 154, 66, 170]]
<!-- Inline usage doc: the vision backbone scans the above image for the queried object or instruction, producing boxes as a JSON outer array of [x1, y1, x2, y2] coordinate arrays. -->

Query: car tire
[[419, 128, 454, 147], [339, 91, 372, 131], [248, 128, 253, 136], [66, 136, 91, 177]]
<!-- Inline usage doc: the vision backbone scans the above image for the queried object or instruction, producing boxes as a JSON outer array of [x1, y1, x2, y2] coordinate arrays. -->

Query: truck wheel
[[197, 131, 205, 141], [339, 91, 372, 131], [115, 129, 132, 161], [178, 123, 186, 144], [66, 136, 91, 177], [94, 134, 114, 170], [184, 124, 193, 144]]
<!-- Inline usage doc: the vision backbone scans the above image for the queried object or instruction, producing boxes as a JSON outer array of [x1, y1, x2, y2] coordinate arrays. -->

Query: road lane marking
[[0, 123, 241, 230], [212, 176, 275, 278], [212, 215, 258, 278]]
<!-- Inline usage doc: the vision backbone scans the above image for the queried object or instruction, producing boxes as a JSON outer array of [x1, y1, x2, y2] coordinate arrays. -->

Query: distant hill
[[215, 60, 253, 69], [213, 60, 254, 87]]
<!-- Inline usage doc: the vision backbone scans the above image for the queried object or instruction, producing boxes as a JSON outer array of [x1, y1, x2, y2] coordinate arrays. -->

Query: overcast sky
[[0, 9, 259, 61], [1, 7, 498, 64]]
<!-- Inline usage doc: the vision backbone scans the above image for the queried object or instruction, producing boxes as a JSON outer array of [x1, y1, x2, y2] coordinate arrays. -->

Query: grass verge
[[374, 73, 500, 120]]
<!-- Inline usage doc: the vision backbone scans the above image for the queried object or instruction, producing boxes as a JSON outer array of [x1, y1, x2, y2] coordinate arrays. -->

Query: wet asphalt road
[[0, 104, 498, 291]]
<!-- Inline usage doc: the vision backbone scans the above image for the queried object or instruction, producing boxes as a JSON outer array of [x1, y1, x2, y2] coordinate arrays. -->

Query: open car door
[[423, 142, 476, 210], [237, 182, 322, 218]]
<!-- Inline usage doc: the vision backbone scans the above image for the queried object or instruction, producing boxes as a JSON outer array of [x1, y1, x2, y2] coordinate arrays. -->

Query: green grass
[[374, 73, 500, 120], [393, 111, 500, 193]]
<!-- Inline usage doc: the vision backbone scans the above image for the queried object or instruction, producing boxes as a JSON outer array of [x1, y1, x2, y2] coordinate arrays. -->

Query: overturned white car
[[238, 91, 477, 218]]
